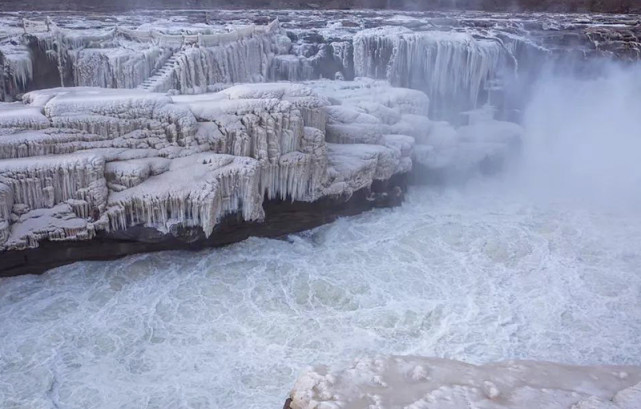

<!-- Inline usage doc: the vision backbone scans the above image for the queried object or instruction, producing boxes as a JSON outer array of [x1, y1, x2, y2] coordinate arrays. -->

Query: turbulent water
[[2, 180, 641, 409]]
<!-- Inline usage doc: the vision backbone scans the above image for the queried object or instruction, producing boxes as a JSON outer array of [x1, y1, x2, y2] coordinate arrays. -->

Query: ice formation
[[106, 153, 264, 237], [1, 18, 287, 99], [0, 11, 550, 254], [0, 63, 527, 252], [0, 11, 545, 254], [3, 11, 638, 111], [1, 79, 465, 251], [353, 27, 510, 116], [289, 356, 641, 409]]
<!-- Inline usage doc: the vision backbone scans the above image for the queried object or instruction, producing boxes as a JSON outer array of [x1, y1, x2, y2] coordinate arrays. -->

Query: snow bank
[[289, 356, 641, 409]]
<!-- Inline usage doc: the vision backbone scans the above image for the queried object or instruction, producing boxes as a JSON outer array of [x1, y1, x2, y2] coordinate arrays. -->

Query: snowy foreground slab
[[288, 356, 641, 409]]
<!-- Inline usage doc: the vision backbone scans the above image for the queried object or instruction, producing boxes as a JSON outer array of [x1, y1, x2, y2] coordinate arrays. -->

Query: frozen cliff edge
[[0, 79, 519, 275], [287, 356, 641, 409], [3, 12, 640, 116], [0, 80, 520, 275]]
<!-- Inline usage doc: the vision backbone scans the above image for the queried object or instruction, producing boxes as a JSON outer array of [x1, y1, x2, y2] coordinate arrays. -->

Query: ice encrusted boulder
[[306, 79, 427, 187], [0, 81, 419, 251], [289, 356, 641, 409]]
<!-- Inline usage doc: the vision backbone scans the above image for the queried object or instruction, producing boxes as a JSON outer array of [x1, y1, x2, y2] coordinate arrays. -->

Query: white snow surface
[[290, 356, 641, 409], [0, 103, 49, 129]]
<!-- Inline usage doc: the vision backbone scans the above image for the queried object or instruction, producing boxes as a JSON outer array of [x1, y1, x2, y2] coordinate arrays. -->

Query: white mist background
[[515, 63, 641, 210]]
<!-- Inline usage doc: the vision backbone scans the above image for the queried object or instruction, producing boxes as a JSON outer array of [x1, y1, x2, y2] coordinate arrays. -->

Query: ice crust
[[0, 19, 282, 100], [353, 28, 509, 115], [1, 79, 498, 250], [0, 16, 524, 251], [2, 11, 639, 112], [290, 356, 641, 409]]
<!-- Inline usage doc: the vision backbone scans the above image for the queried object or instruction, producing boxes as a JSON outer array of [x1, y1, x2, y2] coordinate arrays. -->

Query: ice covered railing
[[150, 19, 287, 94], [197, 18, 280, 47], [118, 18, 280, 49], [20, 18, 52, 34], [120, 19, 287, 93]]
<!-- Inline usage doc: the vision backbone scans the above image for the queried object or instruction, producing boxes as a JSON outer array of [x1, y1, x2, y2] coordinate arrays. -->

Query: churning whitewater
[[2, 180, 641, 409]]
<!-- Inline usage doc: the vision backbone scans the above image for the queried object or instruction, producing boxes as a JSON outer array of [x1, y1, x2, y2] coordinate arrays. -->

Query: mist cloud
[[515, 62, 641, 210]]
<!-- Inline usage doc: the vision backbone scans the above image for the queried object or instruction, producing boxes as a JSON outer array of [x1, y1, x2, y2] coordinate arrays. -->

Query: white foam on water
[[1, 179, 641, 409]]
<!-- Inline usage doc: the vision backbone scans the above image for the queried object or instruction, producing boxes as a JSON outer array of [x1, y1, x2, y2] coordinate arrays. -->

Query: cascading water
[[1, 180, 641, 409]]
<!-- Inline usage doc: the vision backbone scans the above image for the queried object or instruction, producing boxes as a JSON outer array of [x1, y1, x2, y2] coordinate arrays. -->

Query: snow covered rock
[[106, 153, 264, 237], [324, 143, 400, 197], [0, 151, 108, 249], [0, 103, 50, 129], [104, 157, 171, 191], [289, 356, 641, 409], [0, 80, 419, 251], [0, 152, 107, 212], [174, 83, 331, 201], [307, 78, 430, 116]]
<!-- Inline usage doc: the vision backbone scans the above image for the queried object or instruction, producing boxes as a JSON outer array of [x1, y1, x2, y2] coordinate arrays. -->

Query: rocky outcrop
[[287, 356, 641, 409], [0, 77, 521, 275], [0, 82, 399, 274]]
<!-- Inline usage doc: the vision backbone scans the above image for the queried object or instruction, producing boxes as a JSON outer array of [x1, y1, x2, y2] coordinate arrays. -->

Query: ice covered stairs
[[137, 49, 186, 92]]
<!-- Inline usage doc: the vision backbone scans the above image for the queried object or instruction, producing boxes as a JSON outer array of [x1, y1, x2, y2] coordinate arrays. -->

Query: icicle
[[0, 153, 107, 211], [105, 154, 264, 237], [0, 183, 13, 245], [354, 28, 508, 117]]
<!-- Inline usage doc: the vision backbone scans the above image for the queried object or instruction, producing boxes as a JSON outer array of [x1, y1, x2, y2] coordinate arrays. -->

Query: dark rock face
[[0, 175, 408, 277]]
